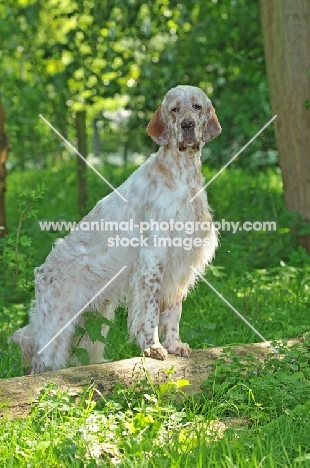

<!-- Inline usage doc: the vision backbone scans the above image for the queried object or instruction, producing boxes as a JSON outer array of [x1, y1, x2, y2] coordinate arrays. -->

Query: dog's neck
[[156, 144, 204, 186]]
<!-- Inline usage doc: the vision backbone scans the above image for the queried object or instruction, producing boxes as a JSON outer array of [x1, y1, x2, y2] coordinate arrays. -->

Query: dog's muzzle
[[179, 117, 199, 151], [181, 118, 195, 132]]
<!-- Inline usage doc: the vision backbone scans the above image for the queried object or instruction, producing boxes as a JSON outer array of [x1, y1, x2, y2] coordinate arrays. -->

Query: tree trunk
[[93, 118, 102, 156], [123, 139, 129, 167], [0, 97, 8, 237], [260, 0, 310, 253], [76, 110, 87, 217], [0, 339, 301, 419]]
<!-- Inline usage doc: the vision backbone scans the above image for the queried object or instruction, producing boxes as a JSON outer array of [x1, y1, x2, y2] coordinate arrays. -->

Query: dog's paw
[[165, 342, 191, 358], [143, 345, 168, 361]]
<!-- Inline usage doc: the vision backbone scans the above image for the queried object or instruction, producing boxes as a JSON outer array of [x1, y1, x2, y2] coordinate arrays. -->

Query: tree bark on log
[[260, 0, 310, 254], [0, 340, 300, 420]]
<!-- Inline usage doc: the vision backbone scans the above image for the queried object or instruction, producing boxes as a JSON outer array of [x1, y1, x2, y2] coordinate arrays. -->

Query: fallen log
[[0, 339, 301, 419]]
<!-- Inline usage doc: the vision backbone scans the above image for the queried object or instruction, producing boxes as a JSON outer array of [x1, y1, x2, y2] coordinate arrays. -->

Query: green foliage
[[0, 0, 274, 169], [2, 184, 46, 293], [83, 312, 110, 344], [71, 311, 113, 365], [204, 167, 310, 269], [1, 340, 310, 466], [0, 3, 309, 461], [202, 338, 310, 423]]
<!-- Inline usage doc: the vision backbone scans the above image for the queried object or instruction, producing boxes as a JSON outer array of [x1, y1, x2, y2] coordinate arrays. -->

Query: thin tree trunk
[[93, 118, 102, 156], [123, 138, 129, 167], [0, 97, 8, 237], [260, 0, 310, 253], [76, 111, 87, 217]]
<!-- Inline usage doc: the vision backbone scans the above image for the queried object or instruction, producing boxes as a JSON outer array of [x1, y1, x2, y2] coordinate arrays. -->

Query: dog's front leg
[[128, 249, 168, 360], [160, 302, 191, 357], [140, 287, 168, 360]]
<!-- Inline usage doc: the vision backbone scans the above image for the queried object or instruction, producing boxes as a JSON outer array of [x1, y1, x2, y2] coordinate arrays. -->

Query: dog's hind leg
[[9, 324, 35, 365], [28, 302, 78, 373]]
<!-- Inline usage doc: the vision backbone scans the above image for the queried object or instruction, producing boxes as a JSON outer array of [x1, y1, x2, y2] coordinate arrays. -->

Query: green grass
[[1, 163, 310, 466], [1, 340, 310, 467]]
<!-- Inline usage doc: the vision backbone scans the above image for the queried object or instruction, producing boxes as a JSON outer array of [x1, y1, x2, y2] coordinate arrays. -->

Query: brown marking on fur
[[203, 106, 222, 142], [156, 162, 170, 177], [147, 106, 170, 146], [156, 162, 175, 189]]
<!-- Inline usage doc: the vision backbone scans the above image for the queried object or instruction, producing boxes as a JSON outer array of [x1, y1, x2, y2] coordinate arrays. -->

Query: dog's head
[[147, 85, 221, 150]]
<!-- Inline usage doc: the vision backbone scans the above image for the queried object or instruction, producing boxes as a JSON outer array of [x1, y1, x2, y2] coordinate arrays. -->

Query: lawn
[[0, 163, 310, 467]]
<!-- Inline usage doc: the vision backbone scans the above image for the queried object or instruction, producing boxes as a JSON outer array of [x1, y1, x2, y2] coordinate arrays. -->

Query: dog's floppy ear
[[203, 106, 222, 142], [147, 106, 170, 146]]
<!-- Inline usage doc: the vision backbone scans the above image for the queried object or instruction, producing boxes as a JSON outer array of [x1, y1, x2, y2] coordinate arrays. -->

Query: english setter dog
[[11, 85, 221, 373]]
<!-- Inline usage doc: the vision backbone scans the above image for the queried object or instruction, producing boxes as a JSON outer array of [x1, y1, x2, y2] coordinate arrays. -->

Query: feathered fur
[[10, 85, 221, 373]]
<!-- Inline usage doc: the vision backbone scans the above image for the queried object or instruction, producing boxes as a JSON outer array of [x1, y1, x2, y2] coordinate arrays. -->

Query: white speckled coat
[[11, 85, 221, 373]]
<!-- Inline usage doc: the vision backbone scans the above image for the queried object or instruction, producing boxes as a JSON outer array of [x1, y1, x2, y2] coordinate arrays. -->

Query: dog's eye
[[193, 104, 202, 110], [171, 107, 179, 113]]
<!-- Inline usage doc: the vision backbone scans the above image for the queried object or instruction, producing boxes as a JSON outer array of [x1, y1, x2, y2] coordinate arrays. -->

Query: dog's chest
[[144, 180, 211, 227]]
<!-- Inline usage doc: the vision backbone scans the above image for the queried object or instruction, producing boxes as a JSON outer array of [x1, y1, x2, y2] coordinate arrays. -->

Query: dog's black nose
[[181, 118, 195, 130]]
